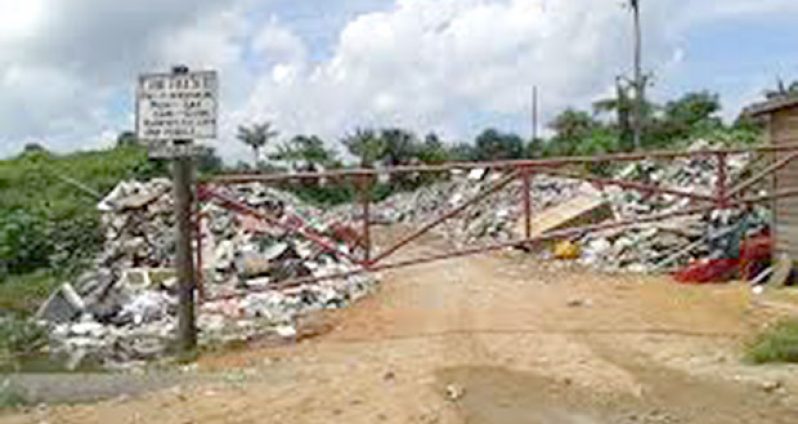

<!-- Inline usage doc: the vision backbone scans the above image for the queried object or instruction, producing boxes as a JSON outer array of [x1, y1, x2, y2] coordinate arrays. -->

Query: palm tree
[[271, 135, 338, 171], [380, 128, 418, 167], [765, 78, 798, 100], [237, 123, 279, 168], [342, 128, 385, 168], [594, 77, 634, 151]]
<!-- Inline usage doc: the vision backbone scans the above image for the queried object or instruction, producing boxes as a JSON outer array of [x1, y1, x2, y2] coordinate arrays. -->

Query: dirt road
[[3, 232, 798, 423]]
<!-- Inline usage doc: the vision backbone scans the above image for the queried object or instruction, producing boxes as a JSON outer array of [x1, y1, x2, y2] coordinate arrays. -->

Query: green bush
[[0, 145, 154, 281], [0, 380, 29, 409], [0, 145, 162, 316], [48, 212, 103, 276], [0, 272, 59, 314], [278, 178, 435, 208], [0, 318, 46, 357], [285, 183, 357, 207], [745, 319, 798, 364], [0, 210, 52, 276]]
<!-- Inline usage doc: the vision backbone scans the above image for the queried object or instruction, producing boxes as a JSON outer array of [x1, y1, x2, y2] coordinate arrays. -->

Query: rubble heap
[[375, 169, 586, 246], [577, 144, 766, 272], [373, 140, 767, 272], [38, 179, 377, 369]]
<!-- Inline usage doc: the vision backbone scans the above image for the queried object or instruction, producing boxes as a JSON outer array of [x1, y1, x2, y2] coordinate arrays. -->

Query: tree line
[[232, 89, 763, 176]]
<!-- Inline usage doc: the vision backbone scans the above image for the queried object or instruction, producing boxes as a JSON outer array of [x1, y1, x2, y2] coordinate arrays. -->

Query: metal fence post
[[716, 152, 728, 209], [194, 186, 205, 303], [359, 175, 372, 266], [522, 168, 532, 242]]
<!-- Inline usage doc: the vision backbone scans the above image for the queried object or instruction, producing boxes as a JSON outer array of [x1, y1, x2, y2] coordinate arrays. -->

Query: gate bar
[[205, 143, 798, 184], [198, 185, 364, 265], [368, 170, 520, 265], [727, 151, 798, 198], [541, 167, 717, 203], [522, 167, 532, 241], [202, 186, 798, 301]]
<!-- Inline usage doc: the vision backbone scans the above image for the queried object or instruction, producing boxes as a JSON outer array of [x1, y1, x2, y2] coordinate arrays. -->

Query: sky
[[1, 0, 798, 162]]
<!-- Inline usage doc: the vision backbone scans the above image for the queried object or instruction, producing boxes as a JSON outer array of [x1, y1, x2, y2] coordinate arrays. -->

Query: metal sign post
[[136, 66, 219, 355]]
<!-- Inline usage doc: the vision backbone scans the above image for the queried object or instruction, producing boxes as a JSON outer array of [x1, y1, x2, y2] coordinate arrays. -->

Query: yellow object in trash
[[553, 240, 581, 260]]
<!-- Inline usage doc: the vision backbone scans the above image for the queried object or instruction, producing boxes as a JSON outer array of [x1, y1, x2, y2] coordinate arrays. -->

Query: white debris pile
[[375, 170, 586, 246], [372, 140, 767, 272], [578, 142, 763, 272], [37, 180, 377, 369]]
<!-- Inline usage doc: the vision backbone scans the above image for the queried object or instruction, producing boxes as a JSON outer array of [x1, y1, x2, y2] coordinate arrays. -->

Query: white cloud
[[0, 0, 239, 158], [0, 0, 46, 42], [3, 0, 798, 161], [687, 0, 798, 21], [237, 0, 670, 149], [252, 18, 307, 65]]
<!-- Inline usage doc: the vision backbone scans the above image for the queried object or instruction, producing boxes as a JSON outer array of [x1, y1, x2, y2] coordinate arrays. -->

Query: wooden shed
[[747, 97, 798, 262]]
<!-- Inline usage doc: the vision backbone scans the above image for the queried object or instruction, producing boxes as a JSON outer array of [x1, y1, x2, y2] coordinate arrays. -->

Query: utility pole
[[532, 85, 538, 142], [630, 0, 644, 151], [531, 85, 539, 142]]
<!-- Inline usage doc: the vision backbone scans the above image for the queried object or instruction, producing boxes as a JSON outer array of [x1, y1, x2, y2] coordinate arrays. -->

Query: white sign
[[147, 143, 212, 159], [136, 70, 218, 141]]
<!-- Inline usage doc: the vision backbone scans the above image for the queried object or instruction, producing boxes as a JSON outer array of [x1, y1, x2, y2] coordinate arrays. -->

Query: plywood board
[[516, 194, 614, 240]]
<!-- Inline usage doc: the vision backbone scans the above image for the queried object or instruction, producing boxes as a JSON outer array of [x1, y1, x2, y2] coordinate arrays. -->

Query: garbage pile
[[37, 179, 377, 369], [577, 146, 767, 272], [372, 140, 767, 272], [374, 169, 587, 246]]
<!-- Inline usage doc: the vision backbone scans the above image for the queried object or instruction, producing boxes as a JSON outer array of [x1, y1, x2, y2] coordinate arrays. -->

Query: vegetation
[[0, 318, 46, 359], [275, 86, 755, 204], [0, 272, 59, 314], [746, 319, 798, 364], [765, 78, 798, 100], [0, 145, 159, 313], [0, 380, 29, 409], [271, 135, 341, 171], [237, 123, 279, 168]]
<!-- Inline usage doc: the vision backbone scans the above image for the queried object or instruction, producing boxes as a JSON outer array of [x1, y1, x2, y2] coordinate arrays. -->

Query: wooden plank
[[767, 253, 793, 287], [775, 198, 798, 209], [515, 194, 614, 239], [775, 225, 798, 256], [773, 109, 798, 125]]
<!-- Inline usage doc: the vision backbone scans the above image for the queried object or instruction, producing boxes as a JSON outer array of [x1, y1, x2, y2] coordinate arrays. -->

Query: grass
[[0, 316, 48, 377], [0, 317, 47, 356], [745, 319, 798, 364], [0, 271, 59, 315], [1, 145, 162, 313], [0, 145, 157, 213], [0, 380, 29, 409]]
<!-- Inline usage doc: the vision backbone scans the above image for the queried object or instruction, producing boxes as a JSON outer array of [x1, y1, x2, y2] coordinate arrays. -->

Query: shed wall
[[771, 108, 798, 259]]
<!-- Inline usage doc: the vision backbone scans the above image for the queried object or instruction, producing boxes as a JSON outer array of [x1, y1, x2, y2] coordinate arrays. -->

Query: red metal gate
[[195, 143, 798, 300]]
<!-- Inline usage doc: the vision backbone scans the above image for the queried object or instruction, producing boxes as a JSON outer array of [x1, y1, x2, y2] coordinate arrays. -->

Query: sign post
[[172, 138, 196, 354], [136, 66, 218, 355]]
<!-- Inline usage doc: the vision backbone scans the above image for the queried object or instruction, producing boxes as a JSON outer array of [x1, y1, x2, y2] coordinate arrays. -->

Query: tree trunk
[[253, 146, 260, 169]]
